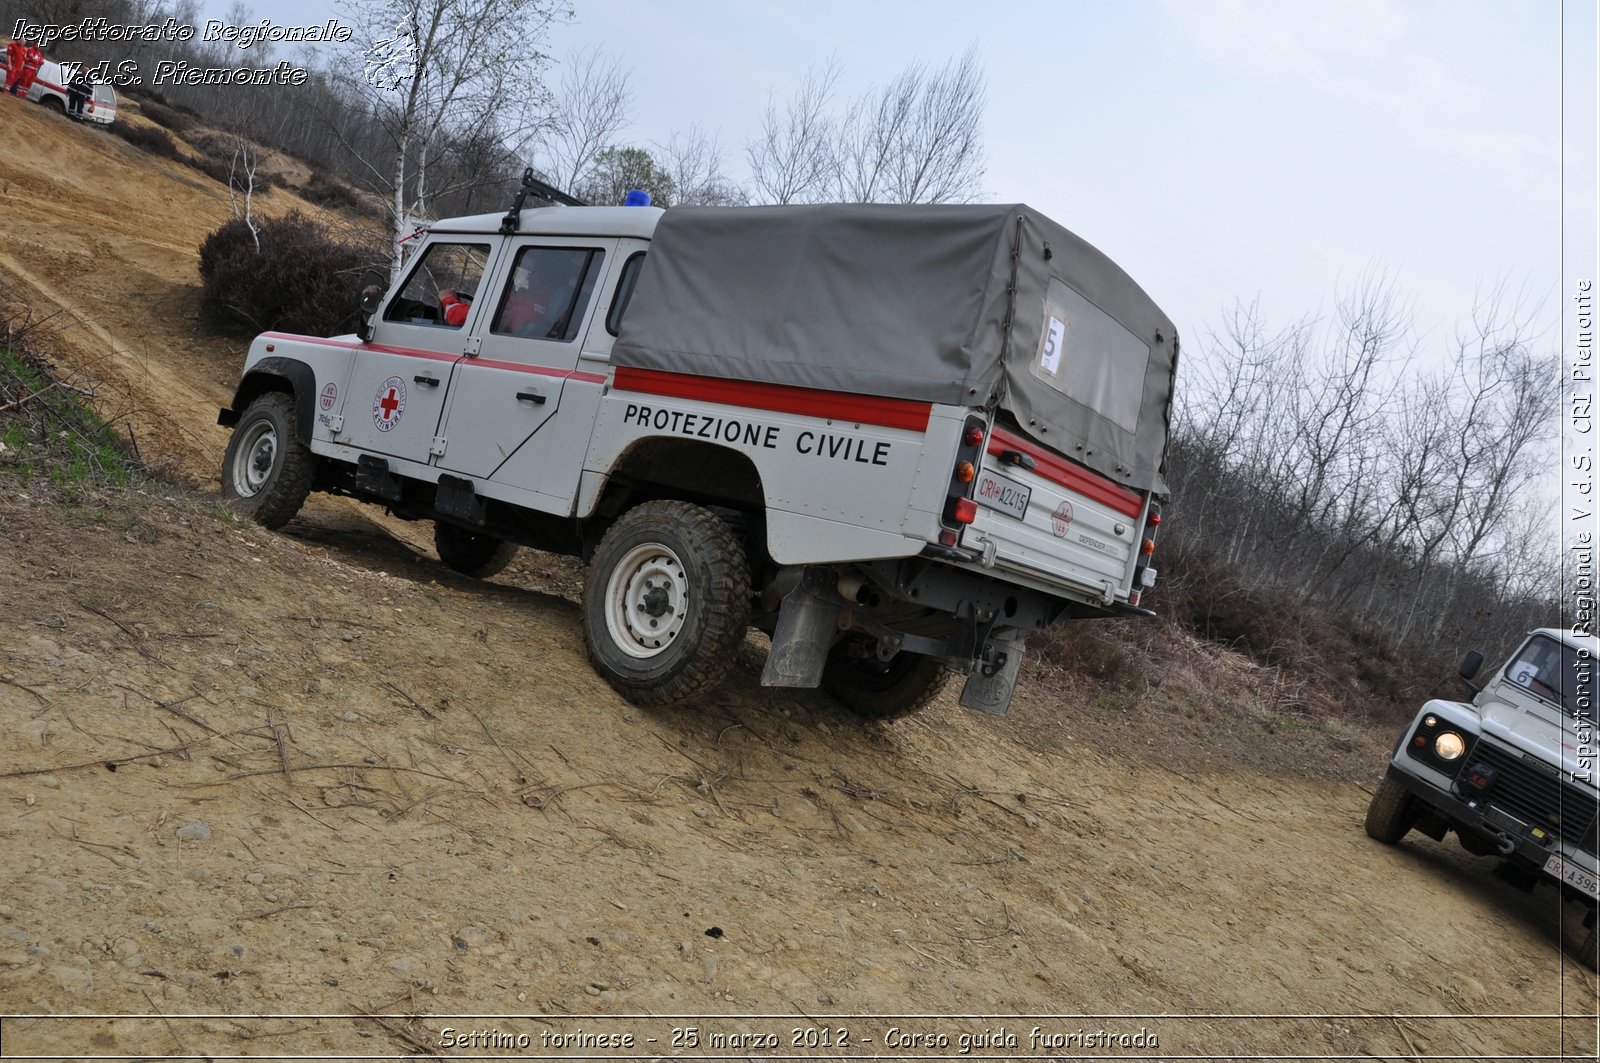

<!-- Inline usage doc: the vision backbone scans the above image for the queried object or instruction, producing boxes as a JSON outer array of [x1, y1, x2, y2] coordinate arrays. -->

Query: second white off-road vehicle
[[1367, 628, 1599, 960], [219, 175, 1179, 718]]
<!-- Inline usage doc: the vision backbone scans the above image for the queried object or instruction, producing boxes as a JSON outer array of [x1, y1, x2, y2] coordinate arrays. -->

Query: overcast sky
[[196, 0, 1587, 361], [193, 1, 1595, 357], [545, 2, 1592, 351]]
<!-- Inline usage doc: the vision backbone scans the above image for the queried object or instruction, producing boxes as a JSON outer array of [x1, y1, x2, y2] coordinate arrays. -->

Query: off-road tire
[[434, 522, 518, 579], [582, 500, 751, 707], [822, 635, 949, 722], [220, 392, 313, 530], [1364, 776, 1418, 844]]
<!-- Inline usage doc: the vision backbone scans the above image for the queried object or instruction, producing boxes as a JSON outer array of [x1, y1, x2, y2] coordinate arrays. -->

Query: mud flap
[[436, 474, 486, 525], [959, 633, 1026, 716], [760, 568, 840, 688], [356, 454, 401, 502]]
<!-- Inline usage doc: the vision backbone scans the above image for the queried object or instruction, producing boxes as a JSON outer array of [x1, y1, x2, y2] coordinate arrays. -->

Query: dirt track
[[1, 98, 1597, 1060]]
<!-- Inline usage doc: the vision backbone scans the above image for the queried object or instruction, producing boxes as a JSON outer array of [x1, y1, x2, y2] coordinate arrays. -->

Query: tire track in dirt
[[0, 248, 222, 475]]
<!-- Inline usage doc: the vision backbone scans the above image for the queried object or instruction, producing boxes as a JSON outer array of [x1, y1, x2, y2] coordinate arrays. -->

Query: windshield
[[1504, 634, 1597, 720]]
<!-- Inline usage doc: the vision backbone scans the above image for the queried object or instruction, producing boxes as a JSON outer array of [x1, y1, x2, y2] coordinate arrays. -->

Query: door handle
[[515, 390, 547, 405], [413, 375, 439, 387]]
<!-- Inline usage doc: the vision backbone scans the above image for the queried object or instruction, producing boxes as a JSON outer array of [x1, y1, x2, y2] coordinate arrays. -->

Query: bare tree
[[339, 0, 569, 265], [656, 125, 746, 206], [225, 134, 266, 251], [745, 50, 985, 206], [745, 59, 839, 205], [529, 45, 633, 197], [834, 46, 986, 204]]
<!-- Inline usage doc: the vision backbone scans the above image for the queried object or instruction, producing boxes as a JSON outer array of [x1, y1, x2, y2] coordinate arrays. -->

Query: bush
[[183, 150, 286, 190], [108, 121, 180, 160], [1033, 621, 1144, 691], [137, 99, 194, 134], [302, 171, 363, 213], [197, 211, 382, 338]]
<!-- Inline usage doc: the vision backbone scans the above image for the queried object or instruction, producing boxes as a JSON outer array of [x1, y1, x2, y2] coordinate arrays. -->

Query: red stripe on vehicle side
[[255, 333, 607, 383], [987, 424, 1144, 517], [612, 366, 930, 432]]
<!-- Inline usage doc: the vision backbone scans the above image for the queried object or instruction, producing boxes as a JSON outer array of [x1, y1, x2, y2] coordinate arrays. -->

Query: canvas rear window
[[1029, 277, 1151, 434]]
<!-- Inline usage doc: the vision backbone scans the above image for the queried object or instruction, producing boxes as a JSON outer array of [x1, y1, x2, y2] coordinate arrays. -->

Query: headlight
[[1434, 731, 1467, 761]]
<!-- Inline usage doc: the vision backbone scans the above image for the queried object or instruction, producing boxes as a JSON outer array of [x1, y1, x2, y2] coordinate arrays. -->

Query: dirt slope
[[1, 95, 1598, 1060]]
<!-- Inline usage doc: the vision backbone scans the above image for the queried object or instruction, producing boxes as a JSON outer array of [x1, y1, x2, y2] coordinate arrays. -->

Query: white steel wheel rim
[[232, 419, 278, 497], [604, 541, 689, 659]]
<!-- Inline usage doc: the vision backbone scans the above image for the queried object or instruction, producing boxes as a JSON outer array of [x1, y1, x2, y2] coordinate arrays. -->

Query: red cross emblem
[[372, 376, 407, 432]]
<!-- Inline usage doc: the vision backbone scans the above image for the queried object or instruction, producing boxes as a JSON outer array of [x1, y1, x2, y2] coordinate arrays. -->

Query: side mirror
[[356, 267, 387, 342], [1457, 650, 1484, 695]]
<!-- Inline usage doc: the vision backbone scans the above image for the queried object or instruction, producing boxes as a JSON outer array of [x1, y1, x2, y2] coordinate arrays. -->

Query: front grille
[[1459, 739, 1600, 855]]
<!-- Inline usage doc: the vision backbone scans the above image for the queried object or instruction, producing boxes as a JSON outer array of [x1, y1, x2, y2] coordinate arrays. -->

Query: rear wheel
[[582, 501, 751, 706], [220, 392, 312, 530], [822, 635, 949, 722], [434, 522, 517, 579], [1364, 777, 1419, 843]]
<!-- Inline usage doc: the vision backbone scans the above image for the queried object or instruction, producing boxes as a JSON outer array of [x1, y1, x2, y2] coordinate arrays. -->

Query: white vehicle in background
[[1367, 628, 1600, 963], [20, 59, 118, 125], [217, 173, 1179, 720]]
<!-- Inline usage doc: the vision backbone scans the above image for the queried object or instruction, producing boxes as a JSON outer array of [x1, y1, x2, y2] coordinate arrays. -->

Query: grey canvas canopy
[[612, 203, 1179, 495]]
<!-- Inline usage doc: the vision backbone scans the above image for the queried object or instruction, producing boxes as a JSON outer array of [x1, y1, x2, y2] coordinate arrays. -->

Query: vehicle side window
[[491, 247, 605, 342], [382, 242, 492, 328], [1505, 635, 1588, 715], [607, 252, 647, 336]]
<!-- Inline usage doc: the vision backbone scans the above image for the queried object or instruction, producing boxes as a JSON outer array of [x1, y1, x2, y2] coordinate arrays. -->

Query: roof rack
[[499, 168, 586, 235]]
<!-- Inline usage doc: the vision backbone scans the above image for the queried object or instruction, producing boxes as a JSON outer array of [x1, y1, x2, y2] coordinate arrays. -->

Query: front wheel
[[434, 522, 517, 579], [1364, 776, 1418, 844], [822, 636, 949, 722], [220, 392, 312, 530], [582, 501, 751, 706]]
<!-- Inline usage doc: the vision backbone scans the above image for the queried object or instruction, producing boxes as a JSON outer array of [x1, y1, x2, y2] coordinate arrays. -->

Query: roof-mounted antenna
[[500, 168, 586, 235]]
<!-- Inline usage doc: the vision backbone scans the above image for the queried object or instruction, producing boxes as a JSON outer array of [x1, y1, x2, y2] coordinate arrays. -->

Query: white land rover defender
[[218, 174, 1178, 718], [1367, 628, 1600, 958]]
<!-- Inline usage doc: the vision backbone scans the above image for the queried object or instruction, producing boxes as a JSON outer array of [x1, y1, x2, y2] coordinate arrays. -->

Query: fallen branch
[[115, 686, 221, 736], [0, 731, 241, 778], [0, 674, 47, 705], [242, 903, 313, 920], [0, 380, 92, 413], [353, 1008, 439, 1057], [75, 600, 172, 670], [221, 762, 461, 783], [267, 707, 293, 786], [465, 705, 527, 784], [382, 681, 436, 720]]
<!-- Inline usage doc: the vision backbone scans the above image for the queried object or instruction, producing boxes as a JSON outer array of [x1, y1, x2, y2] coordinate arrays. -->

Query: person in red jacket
[[16, 45, 43, 97], [4, 40, 25, 96]]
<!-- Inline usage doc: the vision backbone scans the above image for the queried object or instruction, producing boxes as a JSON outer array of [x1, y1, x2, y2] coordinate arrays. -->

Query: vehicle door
[[338, 237, 500, 466], [434, 239, 614, 480]]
